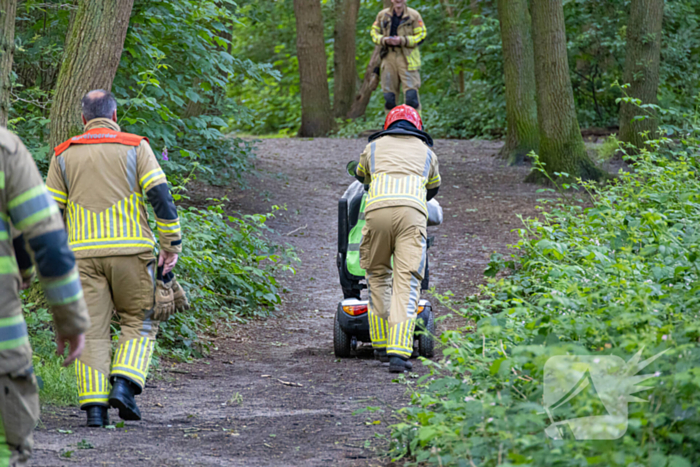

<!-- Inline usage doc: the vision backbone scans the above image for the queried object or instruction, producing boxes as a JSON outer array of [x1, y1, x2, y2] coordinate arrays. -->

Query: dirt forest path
[[33, 138, 543, 466]]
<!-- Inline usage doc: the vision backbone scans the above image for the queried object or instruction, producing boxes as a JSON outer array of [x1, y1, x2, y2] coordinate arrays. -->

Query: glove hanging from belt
[[153, 265, 189, 321]]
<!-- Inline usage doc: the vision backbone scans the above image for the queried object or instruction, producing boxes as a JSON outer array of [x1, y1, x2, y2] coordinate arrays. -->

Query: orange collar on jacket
[[54, 120, 148, 156]]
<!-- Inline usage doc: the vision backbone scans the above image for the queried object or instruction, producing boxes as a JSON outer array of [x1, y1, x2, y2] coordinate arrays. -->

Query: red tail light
[[343, 305, 368, 316]]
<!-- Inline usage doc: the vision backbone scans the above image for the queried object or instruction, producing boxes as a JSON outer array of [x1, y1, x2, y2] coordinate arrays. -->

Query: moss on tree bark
[[619, 0, 664, 150], [497, 0, 539, 166], [528, 0, 605, 183]]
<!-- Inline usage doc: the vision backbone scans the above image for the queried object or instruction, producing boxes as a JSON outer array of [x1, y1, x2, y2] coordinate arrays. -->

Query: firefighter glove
[[153, 279, 176, 321], [172, 278, 190, 312]]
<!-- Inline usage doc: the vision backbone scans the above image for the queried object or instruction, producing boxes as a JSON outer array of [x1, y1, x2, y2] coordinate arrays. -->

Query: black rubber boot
[[374, 349, 390, 363], [389, 356, 413, 373], [85, 405, 109, 427], [109, 377, 142, 421]]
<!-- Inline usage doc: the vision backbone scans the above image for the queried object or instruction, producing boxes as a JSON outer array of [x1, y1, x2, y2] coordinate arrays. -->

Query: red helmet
[[384, 104, 423, 131]]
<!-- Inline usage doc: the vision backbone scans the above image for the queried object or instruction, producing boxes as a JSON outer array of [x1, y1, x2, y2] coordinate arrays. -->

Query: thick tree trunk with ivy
[[0, 0, 16, 127], [48, 0, 134, 149], [333, 0, 359, 118], [497, 0, 539, 165], [346, 0, 391, 119], [294, 0, 333, 136], [528, 0, 604, 183], [619, 0, 664, 150]]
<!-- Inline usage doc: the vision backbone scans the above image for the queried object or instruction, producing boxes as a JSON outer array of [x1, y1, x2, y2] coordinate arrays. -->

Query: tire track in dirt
[[33, 138, 542, 466]]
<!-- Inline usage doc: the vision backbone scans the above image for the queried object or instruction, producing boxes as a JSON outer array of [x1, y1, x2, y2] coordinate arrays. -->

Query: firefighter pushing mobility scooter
[[334, 105, 442, 373]]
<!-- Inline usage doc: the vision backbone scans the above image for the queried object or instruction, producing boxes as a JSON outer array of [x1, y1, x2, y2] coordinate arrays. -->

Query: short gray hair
[[81, 90, 117, 121]]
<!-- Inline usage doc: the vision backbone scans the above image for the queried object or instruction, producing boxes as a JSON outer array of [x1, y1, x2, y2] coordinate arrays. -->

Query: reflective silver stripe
[[358, 212, 365, 220], [423, 149, 433, 178], [69, 238, 155, 248], [0, 315, 28, 350], [43, 273, 83, 306], [9, 191, 55, 228], [57, 156, 70, 191], [111, 366, 146, 382], [126, 147, 138, 192], [406, 233, 426, 318], [348, 244, 360, 252], [370, 142, 376, 173], [141, 260, 156, 335]]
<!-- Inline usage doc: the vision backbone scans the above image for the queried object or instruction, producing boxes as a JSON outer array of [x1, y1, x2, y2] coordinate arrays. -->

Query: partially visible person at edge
[[371, 0, 427, 113], [350, 105, 441, 373], [46, 90, 185, 427], [0, 127, 89, 465]]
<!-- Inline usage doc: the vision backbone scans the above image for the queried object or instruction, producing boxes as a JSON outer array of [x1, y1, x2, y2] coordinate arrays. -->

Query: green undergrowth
[[390, 124, 700, 465]]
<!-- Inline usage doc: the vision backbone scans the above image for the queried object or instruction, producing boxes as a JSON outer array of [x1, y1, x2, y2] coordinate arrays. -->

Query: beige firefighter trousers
[[360, 206, 427, 358], [381, 50, 422, 111], [76, 253, 158, 408], [0, 372, 39, 466]]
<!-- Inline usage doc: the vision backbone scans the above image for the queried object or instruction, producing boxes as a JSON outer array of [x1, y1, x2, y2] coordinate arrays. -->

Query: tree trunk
[[528, 0, 604, 183], [294, 0, 333, 137], [48, 0, 135, 149], [497, 0, 539, 165], [470, 0, 481, 25], [346, 0, 391, 119], [0, 0, 17, 128], [619, 0, 664, 150], [333, 0, 359, 118]]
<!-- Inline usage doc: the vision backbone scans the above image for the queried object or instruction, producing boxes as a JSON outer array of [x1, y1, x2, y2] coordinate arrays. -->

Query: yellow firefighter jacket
[[356, 134, 441, 216], [46, 119, 181, 259], [371, 7, 427, 71], [0, 128, 89, 374]]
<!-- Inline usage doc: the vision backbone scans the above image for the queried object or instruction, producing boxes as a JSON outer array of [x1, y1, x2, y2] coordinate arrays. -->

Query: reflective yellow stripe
[[67, 195, 151, 252], [387, 319, 415, 357], [371, 22, 383, 45], [407, 25, 427, 47], [139, 168, 160, 185], [367, 174, 428, 211], [112, 337, 154, 388], [47, 186, 67, 204], [75, 360, 110, 408], [140, 169, 166, 191]]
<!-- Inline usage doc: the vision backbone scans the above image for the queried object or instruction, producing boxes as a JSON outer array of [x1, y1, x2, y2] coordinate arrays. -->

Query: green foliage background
[[227, 0, 700, 138], [390, 109, 700, 465]]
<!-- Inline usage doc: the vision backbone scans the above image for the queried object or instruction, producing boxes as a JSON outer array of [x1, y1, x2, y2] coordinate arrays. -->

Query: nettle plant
[[390, 123, 700, 466]]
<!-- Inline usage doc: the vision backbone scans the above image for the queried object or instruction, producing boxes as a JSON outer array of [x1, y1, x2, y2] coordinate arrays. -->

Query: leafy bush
[[390, 126, 700, 465], [158, 202, 298, 360]]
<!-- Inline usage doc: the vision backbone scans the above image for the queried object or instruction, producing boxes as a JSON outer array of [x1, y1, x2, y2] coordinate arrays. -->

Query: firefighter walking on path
[[0, 127, 89, 464], [46, 90, 183, 427], [351, 105, 440, 373], [371, 0, 427, 112]]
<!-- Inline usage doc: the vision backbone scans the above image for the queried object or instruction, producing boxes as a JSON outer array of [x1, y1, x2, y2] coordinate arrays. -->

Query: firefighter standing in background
[[351, 105, 440, 373], [371, 0, 427, 112], [0, 128, 89, 464], [46, 90, 182, 427]]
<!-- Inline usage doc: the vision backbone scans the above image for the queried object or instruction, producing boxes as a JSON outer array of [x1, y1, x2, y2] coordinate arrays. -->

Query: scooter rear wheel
[[418, 311, 435, 358], [334, 310, 352, 358]]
